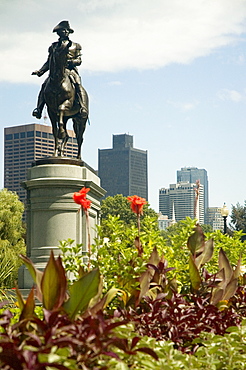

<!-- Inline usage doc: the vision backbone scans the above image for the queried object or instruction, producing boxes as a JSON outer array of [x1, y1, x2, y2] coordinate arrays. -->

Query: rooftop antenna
[[194, 179, 200, 224], [170, 201, 176, 225]]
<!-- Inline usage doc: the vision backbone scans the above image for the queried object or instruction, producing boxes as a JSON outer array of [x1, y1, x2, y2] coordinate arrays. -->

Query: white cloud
[[166, 99, 199, 111], [236, 54, 246, 65], [107, 81, 122, 86], [217, 88, 245, 102], [1, 0, 246, 83]]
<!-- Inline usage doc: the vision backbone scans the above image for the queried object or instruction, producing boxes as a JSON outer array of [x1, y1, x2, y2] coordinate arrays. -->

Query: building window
[[5, 134, 12, 140], [20, 132, 25, 138], [27, 131, 34, 137]]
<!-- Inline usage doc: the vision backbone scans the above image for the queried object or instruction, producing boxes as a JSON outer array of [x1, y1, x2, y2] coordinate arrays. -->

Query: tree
[[100, 194, 157, 224], [230, 202, 246, 233], [0, 189, 26, 287]]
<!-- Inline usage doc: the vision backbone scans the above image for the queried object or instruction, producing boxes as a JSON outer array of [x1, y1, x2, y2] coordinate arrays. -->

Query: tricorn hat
[[53, 20, 74, 33]]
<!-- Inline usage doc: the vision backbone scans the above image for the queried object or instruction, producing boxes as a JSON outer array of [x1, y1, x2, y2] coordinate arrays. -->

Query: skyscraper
[[177, 167, 209, 222], [98, 134, 148, 199], [4, 123, 78, 204], [207, 207, 224, 231], [159, 182, 204, 224]]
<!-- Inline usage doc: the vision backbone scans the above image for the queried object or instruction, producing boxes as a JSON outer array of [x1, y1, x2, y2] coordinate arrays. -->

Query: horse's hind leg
[[47, 108, 59, 156], [73, 114, 87, 160]]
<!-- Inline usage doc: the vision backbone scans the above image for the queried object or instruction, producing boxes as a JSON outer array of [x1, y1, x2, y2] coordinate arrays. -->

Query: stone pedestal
[[18, 157, 106, 289]]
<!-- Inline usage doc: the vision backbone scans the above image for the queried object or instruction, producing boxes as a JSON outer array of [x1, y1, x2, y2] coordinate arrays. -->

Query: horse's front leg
[[58, 110, 66, 139], [48, 109, 59, 156], [73, 115, 87, 160], [54, 136, 59, 156], [60, 135, 69, 157]]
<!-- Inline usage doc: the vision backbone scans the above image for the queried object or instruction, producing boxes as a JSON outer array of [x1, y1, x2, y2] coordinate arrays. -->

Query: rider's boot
[[32, 91, 45, 119], [75, 84, 89, 118]]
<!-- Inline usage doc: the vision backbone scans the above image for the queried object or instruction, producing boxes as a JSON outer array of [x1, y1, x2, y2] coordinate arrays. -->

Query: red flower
[[127, 195, 147, 215], [73, 192, 83, 204], [79, 187, 90, 197], [79, 198, 91, 211], [73, 187, 91, 211]]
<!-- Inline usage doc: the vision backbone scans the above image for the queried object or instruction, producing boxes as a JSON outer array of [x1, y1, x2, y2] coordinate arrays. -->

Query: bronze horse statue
[[43, 40, 88, 159]]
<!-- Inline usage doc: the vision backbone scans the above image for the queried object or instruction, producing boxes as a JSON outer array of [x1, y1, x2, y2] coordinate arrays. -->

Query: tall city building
[[98, 134, 148, 199], [4, 123, 77, 203], [207, 207, 224, 231], [159, 182, 204, 224], [177, 167, 209, 222]]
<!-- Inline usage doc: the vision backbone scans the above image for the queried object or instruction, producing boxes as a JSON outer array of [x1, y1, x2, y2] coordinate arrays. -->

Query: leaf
[[87, 275, 104, 308], [169, 277, 178, 293], [233, 257, 242, 279], [211, 288, 224, 305], [41, 251, 67, 310], [15, 285, 25, 311], [102, 287, 123, 309], [63, 268, 100, 319], [85, 287, 123, 316], [222, 278, 238, 301], [187, 225, 205, 255], [189, 254, 202, 291], [218, 248, 233, 283], [19, 287, 36, 321], [226, 326, 240, 333], [136, 347, 159, 361], [148, 246, 160, 266], [119, 290, 129, 306], [131, 336, 141, 349], [195, 239, 214, 268], [19, 254, 43, 290], [137, 268, 155, 305]]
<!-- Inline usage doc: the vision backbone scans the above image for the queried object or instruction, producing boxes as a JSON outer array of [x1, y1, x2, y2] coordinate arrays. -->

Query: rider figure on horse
[[32, 20, 88, 119]]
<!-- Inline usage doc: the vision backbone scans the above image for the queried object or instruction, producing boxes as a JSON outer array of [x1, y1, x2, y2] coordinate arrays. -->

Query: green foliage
[[2, 214, 246, 368], [230, 201, 246, 232], [20, 251, 104, 318], [194, 320, 246, 369], [104, 321, 246, 369], [210, 248, 240, 305], [0, 254, 15, 289], [100, 324, 196, 369], [160, 218, 200, 288], [159, 218, 246, 290], [205, 230, 246, 271], [0, 189, 25, 245], [200, 223, 213, 233], [0, 189, 26, 287], [91, 215, 170, 300], [19, 250, 120, 321], [59, 238, 85, 282], [101, 194, 157, 225]]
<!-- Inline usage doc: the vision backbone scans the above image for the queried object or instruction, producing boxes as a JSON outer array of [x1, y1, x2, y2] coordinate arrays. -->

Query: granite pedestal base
[[18, 157, 106, 289]]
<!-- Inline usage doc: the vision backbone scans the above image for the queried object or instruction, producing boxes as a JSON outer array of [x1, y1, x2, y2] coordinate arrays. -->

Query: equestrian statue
[[32, 20, 89, 159]]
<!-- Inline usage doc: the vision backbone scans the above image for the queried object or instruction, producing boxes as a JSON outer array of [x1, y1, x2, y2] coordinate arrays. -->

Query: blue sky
[[1, 0, 246, 214]]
